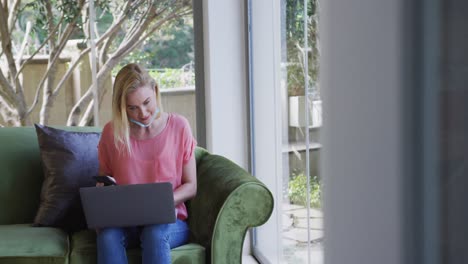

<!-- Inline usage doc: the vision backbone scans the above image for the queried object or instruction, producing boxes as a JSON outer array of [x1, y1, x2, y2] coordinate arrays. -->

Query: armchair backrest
[[0, 127, 44, 224]]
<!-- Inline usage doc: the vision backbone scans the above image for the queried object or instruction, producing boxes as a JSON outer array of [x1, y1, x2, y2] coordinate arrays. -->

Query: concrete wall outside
[[21, 57, 74, 125], [161, 88, 197, 139], [277, 125, 322, 204]]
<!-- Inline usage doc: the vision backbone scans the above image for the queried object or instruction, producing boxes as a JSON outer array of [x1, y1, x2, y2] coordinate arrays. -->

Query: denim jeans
[[96, 220, 189, 264]]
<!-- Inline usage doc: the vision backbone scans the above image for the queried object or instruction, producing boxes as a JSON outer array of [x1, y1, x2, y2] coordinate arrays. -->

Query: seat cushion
[[0, 224, 69, 264], [70, 229, 205, 264]]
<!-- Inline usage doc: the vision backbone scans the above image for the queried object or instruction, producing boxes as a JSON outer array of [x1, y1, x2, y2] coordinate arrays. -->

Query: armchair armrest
[[188, 154, 274, 263]]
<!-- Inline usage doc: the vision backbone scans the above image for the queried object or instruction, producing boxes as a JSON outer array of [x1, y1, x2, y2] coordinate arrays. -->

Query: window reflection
[[282, 0, 322, 262]]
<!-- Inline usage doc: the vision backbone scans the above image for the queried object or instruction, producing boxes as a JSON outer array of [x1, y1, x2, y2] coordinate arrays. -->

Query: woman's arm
[[173, 154, 197, 206]]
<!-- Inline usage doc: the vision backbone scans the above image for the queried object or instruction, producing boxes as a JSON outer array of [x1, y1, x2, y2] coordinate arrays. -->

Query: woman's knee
[[141, 224, 169, 244], [97, 228, 125, 245]]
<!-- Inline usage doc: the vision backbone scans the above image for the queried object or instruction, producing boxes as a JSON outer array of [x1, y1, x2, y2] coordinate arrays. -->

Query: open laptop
[[79, 182, 176, 229]]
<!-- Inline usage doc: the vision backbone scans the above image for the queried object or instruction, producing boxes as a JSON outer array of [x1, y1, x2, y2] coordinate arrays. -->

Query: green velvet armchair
[[0, 126, 274, 264]]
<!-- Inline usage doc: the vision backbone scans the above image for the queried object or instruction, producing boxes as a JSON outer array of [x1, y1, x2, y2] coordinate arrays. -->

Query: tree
[[0, 0, 192, 126], [119, 18, 194, 69], [285, 0, 319, 97]]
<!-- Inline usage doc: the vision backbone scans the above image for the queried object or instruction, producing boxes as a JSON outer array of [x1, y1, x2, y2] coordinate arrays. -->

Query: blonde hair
[[112, 63, 163, 154]]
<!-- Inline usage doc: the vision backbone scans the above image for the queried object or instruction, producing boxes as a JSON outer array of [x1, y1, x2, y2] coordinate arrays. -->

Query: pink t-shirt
[[98, 113, 197, 220]]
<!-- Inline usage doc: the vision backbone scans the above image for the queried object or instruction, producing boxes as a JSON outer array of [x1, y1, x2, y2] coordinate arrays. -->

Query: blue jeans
[[96, 220, 189, 264]]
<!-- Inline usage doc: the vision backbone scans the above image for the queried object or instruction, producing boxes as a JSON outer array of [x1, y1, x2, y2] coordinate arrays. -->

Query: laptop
[[79, 182, 176, 229]]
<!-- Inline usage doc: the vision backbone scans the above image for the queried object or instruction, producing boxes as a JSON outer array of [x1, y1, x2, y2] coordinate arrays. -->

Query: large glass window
[[0, 0, 197, 137], [250, 0, 322, 263], [280, 0, 322, 263]]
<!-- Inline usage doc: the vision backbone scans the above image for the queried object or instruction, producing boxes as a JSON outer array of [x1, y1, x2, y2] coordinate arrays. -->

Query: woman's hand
[[96, 182, 105, 187]]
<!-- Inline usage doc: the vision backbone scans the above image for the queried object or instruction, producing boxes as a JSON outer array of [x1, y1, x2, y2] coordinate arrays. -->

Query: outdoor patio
[[282, 203, 324, 263]]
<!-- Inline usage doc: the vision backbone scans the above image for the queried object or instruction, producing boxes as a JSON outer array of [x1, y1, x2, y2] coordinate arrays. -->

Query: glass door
[[281, 0, 322, 263], [250, 0, 322, 263]]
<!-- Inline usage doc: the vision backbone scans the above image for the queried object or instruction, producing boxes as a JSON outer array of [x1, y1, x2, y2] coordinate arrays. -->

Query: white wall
[[249, 1, 283, 263], [321, 0, 404, 263], [202, 0, 249, 169]]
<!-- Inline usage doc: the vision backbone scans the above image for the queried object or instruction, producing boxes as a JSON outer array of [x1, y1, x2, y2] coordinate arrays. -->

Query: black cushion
[[33, 124, 100, 232]]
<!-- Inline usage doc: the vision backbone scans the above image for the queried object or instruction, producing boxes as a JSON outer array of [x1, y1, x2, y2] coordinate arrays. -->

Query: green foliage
[[115, 17, 195, 89], [18, 0, 111, 44], [148, 68, 195, 89], [118, 18, 194, 69], [285, 0, 320, 97], [151, 20, 194, 68], [286, 0, 317, 43], [288, 172, 321, 208]]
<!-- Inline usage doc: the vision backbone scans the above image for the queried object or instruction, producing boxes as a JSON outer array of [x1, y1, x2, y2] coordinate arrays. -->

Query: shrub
[[288, 172, 321, 208], [148, 68, 195, 89]]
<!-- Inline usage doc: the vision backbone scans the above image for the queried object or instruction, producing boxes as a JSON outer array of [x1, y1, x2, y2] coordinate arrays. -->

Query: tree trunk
[[39, 63, 58, 125], [16, 94, 29, 126], [67, 60, 115, 126], [0, 97, 20, 126]]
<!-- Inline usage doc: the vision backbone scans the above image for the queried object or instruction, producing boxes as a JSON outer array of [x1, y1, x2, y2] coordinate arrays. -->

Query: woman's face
[[125, 85, 158, 126]]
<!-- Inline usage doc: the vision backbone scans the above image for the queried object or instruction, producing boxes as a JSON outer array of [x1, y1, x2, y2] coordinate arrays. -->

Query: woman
[[96, 63, 197, 264]]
